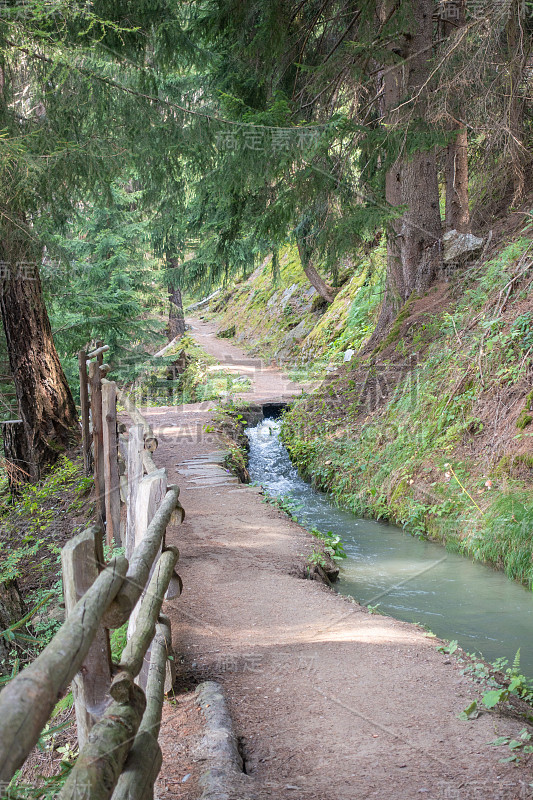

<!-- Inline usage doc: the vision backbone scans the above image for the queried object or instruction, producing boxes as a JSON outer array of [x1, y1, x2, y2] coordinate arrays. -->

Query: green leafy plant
[[261, 489, 303, 521], [481, 650, 533, 709], [111, 623, 128, 663], [309, 527, 347, 560], [0, 592, 54, 649], [489, 729, 533, 763], [437, 639, 459, 655], [307, 549, 327, 569]]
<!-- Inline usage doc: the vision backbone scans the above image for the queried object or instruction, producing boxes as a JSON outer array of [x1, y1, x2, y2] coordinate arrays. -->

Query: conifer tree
[[0, 0, 183, 477]]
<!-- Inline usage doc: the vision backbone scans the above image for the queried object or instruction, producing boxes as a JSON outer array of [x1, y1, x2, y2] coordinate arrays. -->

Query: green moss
[[495, 454, 533, 477], [311, 294, 328, 312], [217, 324, 236, 339], [494, 455, 513, 476], [525, 390, 533, 411], [516, 410, 532, 430]]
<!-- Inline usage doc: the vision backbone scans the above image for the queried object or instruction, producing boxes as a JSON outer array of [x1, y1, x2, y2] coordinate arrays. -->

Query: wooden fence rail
[[0, 343, 185, 800], [0, 555, 128, 783]]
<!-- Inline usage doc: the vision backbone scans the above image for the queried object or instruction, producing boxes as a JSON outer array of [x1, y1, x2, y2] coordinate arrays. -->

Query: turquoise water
[[247, 419, 533, 676]]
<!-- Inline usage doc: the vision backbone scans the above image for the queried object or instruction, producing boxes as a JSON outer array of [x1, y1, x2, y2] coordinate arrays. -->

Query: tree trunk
[[0, 580, 25, 673], [384, 0, 442, 305], [382, 13, 404, 311], [0, 231, 79, 480], [166, 256, 186, 341], [442, 2, 470, 233], [506, 0, 528, 206], [367, 0, 442, 350], [445, 124, 470, 232], [398, 0, 443, 295], [296, 242, 336, 303], [0, 420, 30, 493], [399, 148, 442, 294], [168, 286, 185, 340]]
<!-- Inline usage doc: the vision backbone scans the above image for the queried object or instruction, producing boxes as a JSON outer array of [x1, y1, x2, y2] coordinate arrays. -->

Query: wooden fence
[[0, 343, 185, 800]]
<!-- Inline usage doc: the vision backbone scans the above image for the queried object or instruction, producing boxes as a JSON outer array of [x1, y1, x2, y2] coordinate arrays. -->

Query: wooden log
[[102, 485, 180, 629], [62, 527, 113, 748], [125, 425, 144, 562], [86, 344, 110, 361], [89, 361, 106, 527], [78, 350, 91, 475], [102, 379, 121, 548], [110, 730, 162, 800], [119, 548, 178, 679], [132, 470, 167, 568], [111, 620, 170, 800], [118, 403, 156, 473], [58, 675, 146, 800], [95, 339, 105, 367], [143, 617, 172, 734], [119, 475, 128, 504], [165, 570, 183, 601], [118, 433, 128, 465], [142, 449, 158, 474], [152, 614, 174, 711], [127, 469, 167, 688], [116, 389, 158, 452], [0, 555, 127, 784], [172, 502, 186, 525]]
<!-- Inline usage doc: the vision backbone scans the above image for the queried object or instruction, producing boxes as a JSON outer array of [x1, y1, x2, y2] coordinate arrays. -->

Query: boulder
[[443, 230, 484, 263]]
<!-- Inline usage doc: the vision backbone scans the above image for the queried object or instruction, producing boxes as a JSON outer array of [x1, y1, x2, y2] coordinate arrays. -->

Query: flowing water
[[247, 418, 533, 677]]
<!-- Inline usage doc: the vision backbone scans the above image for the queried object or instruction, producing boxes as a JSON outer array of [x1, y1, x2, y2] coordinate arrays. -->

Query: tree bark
[[399, 148, 442, 294], [1, 420, 30, 493], [442, 1, 470, 233], [382, 0, 442, 303], [445, 124, 470, 232], [367, 0, 442, 351], [382, 7, 404, 313], [0, 580, 25, 673], [506, 0, 528, 206], [168, 286, 185, 340], [398, 0, 443, 295], [0, 231, 79, 480], [166, 257, 186, 341], [296, 242, 336, 303]]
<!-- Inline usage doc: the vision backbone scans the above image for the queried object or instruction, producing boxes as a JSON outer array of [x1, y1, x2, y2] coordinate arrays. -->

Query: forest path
[[185, 315, 302, 403], [145, 316, 532, 800]]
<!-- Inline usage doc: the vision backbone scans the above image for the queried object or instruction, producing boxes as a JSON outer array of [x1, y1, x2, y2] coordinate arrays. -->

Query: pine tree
[[0, 0, 184, 478]]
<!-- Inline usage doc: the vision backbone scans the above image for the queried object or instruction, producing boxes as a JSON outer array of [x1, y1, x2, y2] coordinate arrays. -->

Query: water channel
[[247, 418, 533, 677]]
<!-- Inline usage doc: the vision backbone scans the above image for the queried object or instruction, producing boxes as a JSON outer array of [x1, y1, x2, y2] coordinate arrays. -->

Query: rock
[[344, 348, 355, 362], [275, 319, 313, 360], [280, 284, 298, 309], [442, 230, 483, 263]]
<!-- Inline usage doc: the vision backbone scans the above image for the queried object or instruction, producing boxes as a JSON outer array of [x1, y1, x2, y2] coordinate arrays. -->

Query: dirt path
[[148, 317, 532, 800], [186, 316, 302, 403]]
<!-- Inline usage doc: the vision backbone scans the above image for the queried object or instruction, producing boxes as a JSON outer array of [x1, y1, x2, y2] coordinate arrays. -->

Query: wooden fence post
[[102, 379, 121, 548], [95, 339, 105, 367], [78, 349, 91, 475], [61, 527, 113, 748], [89, 361, 106, 529], [126, 425, 144, 561], [128, 468, 167, 689]]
